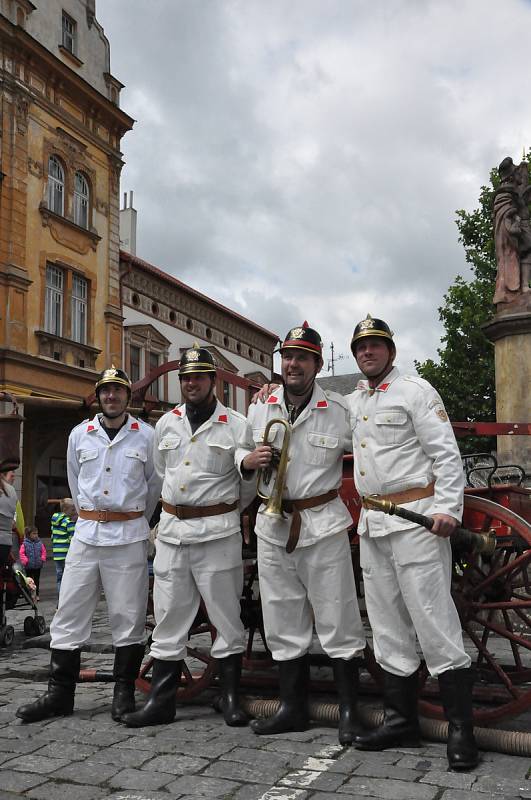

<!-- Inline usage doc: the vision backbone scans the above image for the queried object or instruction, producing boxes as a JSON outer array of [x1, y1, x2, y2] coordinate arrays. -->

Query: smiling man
[[347, 315, 478, 771], [122, 344, 251, 728], [17, 367, 161, 724], [243, 323, 365, 745]]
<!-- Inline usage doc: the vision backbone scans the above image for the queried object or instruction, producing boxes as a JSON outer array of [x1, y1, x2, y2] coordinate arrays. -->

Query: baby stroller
[[0, 554, 46, 646]]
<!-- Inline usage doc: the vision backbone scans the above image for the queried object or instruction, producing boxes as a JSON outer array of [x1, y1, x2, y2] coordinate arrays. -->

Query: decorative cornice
[[0, 71, 124, 160], [0, 20, 133, 145], [122, 280, 273, 368], [482, 311, 531, 342]]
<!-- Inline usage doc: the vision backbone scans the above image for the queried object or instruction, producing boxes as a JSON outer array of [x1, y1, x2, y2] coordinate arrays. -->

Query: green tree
[[416, 154, 531, 453]]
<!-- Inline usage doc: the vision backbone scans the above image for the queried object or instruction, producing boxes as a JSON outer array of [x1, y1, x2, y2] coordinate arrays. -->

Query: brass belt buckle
[[97, 509, 109, 523]]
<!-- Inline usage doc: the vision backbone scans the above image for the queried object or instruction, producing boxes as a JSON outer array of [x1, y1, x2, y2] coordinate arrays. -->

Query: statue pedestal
[[483, 311, 531, 473]]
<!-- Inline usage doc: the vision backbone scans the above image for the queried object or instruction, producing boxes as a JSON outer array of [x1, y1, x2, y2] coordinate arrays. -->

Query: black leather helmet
[[95, 365, 132, 394], [179, 344, 217, 375], [280, 322, 322, 356], [350, 314, 394, 355]]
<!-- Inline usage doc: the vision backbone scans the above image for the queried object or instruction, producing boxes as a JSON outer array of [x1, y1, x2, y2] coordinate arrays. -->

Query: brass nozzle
[[362, 495, 395, 514]]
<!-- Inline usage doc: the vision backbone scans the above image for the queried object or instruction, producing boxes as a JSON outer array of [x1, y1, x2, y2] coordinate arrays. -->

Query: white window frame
[[71, 274, 87, 344], [73, 172, 89, 229], [45, 264, 64, 337], [47, 156, 64, 216], [62, 11, 76, 54]]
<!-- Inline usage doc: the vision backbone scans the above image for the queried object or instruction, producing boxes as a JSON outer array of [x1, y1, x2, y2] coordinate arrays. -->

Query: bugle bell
[[257, 418, 291, 520]]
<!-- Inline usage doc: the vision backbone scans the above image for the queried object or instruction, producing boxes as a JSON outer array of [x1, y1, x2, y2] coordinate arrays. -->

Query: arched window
[[47, 156, 64, 215], [74, 172, 89, 228]]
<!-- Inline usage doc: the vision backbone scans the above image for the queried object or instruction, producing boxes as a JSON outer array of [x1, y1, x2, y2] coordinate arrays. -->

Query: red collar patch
[[172, 408, 182, 416], [87, 424, 95, 432], [130, 421, 139, 430], [377, 383, 391, 392], [217, 414, 228, 424], [267, 395, 279, 404], [316, 400, 328, 408]]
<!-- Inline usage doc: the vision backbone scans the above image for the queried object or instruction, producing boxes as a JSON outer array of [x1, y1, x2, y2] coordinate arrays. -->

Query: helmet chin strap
[[366, 349, 395, 388]]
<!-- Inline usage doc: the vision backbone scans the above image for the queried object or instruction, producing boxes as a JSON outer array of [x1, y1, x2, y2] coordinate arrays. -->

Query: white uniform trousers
[[51, 537, 148, 649], [150, 535, 245, 661], [257, 530, 365, 661], [360, 525, 471, 677]]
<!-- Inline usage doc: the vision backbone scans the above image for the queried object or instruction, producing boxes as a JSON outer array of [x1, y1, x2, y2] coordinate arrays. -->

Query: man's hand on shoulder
[[251, 383, 280, 404], [430, 514, 458, 538]]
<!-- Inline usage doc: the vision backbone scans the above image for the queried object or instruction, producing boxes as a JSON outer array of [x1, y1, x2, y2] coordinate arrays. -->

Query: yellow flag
[[15, 501, 25, 540]]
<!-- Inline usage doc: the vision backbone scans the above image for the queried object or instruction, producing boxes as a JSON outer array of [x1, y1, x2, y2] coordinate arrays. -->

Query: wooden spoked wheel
[[137, 600, 218, 701], [418, 494, 531, 724]]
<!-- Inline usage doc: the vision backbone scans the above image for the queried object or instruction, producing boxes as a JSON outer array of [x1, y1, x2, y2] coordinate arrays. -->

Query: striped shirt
[[50, 512, 74, 561]]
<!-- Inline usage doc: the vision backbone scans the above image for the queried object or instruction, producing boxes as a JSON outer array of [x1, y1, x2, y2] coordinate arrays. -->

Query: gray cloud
[[97, 0, 531, 374]]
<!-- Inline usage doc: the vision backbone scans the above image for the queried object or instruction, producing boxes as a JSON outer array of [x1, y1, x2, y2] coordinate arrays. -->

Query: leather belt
[[162, 500, 238, 520], [281, 489, 339, 554], [79, 509, 144, 523], [365, 482, 435, 507]]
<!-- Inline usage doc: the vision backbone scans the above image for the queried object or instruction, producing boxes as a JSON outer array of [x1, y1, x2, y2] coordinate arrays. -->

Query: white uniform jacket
[[155, 400, 253, 545], [67, 414, 161, 546], [346, 367, 464, 538], [243, 384, 353, 548]]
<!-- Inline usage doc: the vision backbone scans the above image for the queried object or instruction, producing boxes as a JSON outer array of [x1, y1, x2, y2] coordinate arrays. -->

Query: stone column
[[483, 312, 531, 472]]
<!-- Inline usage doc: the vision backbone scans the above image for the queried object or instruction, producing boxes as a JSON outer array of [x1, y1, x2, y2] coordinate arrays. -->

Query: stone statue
[[492, 157, 531, 306]]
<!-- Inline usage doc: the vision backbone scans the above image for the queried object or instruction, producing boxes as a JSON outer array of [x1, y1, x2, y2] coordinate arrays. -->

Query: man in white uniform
[[17, 367, 161, 723], [123, 346, 251, 728], [348, 315, 478, 771], [244, 323, 365, 744]]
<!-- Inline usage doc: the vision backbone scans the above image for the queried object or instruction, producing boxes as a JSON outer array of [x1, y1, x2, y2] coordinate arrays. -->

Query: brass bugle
[[362, 495, 496, 556], [257, 418, 291, 520]]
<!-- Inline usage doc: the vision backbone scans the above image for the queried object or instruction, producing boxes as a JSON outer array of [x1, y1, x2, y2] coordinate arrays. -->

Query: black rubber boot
[[16, 649, 81, 723], [121, 659, 182, 727], [438, 667, 479, 771], [216, 653, 249, 727], [332, 657, 364, 746], [355, 669, 421, 750], [251, 655, 309, 735], [111, 644, 146, 721]]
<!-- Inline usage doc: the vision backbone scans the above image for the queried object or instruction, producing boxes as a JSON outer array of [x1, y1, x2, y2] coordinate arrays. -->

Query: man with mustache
[[244, 323, 365, 745]]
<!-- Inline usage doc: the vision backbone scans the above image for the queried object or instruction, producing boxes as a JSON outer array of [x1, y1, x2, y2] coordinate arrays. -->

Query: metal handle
[[362, 494, 496, 556]]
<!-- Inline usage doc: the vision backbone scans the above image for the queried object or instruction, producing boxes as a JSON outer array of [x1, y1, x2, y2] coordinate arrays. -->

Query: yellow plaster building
[[0, 0, 132, 526]]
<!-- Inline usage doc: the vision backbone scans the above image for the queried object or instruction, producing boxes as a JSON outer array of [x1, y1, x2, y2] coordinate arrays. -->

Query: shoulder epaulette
[[71, 417, 92, 433], [323, 390, 348, 409], [402, 374, 430, 392], [228, 408, 247, 423]]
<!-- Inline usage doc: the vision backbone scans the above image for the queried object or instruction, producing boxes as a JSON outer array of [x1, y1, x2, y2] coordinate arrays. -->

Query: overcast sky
[[97, 0, 531, 375]]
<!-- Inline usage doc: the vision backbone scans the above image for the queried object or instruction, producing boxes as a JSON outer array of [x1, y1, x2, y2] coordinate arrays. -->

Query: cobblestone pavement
[[1, 560, 530, 799]]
